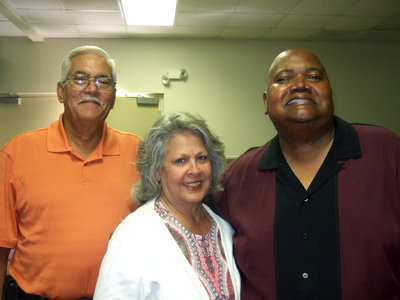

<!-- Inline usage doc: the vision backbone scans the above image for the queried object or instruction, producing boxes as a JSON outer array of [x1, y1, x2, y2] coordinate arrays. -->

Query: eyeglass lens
[[68, 73, 114, 90]]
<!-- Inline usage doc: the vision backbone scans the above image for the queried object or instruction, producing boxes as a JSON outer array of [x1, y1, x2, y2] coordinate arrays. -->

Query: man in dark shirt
[[214, 49, 400, 299]]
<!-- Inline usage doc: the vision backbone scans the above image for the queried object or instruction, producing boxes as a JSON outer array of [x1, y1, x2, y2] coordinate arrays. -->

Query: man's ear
[[263, 91, 269, 115], [57, 81, 65, 103]]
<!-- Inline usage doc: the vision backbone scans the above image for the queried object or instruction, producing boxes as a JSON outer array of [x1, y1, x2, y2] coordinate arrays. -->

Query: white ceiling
[[0, 0, 399, 42]]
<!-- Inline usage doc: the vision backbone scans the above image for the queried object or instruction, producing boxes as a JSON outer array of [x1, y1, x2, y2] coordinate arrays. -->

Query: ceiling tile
[[33, 24, 80, 36], [0, 20, 24, 35], [357, 29, 400, 41], [373, 12, 400, 29], [277, 15, 336, 29], [265, 28, 319, 40], [290, 0, 358, 15], [314, 29, 362, 40], [326, 16, 385, 31], [220, 27, 271, 39], [126, 26, 175, 38], [68, 11, 124, 25], [127, 26, 175, 34], [77, 24, 127, 35], [343, 0, 400, 17], [0, 0, 399, 42], [176, 12, 232, 27], [174, 26, 222, 38], [58, 0, 120, 11], [19, 9, 124, 25], [236, 0, 299, 14], [17, 9, 70, 24], [179, 0, 240, 13], [128, 32, 175, 38], [393, 32, 400, 40], [228, 13, 283, 27], [8, 0, 63, 9]]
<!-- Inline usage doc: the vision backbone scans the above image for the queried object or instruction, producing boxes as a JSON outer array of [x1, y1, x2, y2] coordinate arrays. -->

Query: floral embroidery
[[155, 199, 235, 299]]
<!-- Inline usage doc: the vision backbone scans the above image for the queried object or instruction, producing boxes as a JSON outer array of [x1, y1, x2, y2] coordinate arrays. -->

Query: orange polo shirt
[[0, 114, 140, 300]]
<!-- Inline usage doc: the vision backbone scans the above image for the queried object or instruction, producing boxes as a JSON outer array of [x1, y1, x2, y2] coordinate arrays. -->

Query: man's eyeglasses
[[63, 74, 115, 91]]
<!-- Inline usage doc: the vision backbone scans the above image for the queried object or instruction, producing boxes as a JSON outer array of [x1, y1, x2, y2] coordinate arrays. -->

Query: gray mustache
[[78, 97, 105, 107]]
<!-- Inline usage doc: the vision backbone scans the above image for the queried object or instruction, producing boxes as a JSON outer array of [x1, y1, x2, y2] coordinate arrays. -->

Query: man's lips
[[286, 98, 315, 105]]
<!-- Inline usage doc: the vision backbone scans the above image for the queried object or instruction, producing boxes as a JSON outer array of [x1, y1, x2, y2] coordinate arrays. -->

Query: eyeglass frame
[[62, 72, 116, 91]]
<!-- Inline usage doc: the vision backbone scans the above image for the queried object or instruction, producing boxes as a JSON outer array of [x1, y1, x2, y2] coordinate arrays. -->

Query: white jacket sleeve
[[93, 212, 161, 300]]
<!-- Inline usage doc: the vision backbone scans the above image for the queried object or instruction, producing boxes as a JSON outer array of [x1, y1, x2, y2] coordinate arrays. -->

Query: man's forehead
[[277, 51, 321, 66], [270, 52, 324, 75], [69, 54, 111, 74]]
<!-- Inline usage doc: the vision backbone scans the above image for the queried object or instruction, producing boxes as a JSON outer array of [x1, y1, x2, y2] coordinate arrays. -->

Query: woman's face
[[159, 131, 212, 208]]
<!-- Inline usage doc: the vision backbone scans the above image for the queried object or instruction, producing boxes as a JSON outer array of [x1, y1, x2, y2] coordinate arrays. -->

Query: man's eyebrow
[[274, 69, 294, 76], [71, 71, 89, 76], [307, 67, 324, 73], [71, 71, 111, 78], [275, 67, 324, 74]]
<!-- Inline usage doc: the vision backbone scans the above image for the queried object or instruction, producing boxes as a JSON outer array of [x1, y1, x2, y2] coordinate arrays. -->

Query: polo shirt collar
[[47, 114, 120, 156], [258, 116, 361, 171]]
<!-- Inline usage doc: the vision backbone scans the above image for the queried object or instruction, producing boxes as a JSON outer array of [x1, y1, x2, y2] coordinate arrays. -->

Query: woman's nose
[[188, 160, 200, 174]]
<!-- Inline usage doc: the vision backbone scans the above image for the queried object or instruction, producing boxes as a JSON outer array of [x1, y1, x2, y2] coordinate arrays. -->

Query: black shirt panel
[[273, 122, 350, 300], [275, 150, 341, 300]]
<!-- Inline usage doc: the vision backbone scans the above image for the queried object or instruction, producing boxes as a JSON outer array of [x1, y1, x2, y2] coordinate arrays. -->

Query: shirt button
[[302, 272, 309, 279], [302, 233, 308, 239], [304, 198, 309, 202]]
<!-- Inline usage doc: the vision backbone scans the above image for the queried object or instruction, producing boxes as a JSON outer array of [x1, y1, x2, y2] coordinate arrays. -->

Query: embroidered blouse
[[155, 199, 235, 299]]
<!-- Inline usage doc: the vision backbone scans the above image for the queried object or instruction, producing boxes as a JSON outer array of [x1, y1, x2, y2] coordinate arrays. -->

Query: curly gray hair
[[60, 45, 117, 83], [132, 111, 226, 205]]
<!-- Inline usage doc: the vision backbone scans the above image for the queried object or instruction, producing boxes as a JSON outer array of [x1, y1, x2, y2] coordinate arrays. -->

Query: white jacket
[[94, 199, 241, 299]]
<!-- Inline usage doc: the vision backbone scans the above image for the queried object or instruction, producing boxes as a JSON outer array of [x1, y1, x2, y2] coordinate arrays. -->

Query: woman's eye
[[198, 155, 208, 161], [174, 158, 186, 164]]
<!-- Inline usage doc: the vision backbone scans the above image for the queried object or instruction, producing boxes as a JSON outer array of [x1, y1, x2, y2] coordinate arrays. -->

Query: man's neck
[[278, 121, 335, 189], [62, 116, 104, 159]]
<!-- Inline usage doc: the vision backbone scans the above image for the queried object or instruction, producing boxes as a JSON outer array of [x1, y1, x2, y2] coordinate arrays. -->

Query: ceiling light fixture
[[120, 0, 177, 26]]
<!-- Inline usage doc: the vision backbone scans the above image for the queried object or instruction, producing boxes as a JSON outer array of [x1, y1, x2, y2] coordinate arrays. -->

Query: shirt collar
[[258, 116, 361, 171], [47, 114, 120, 157]]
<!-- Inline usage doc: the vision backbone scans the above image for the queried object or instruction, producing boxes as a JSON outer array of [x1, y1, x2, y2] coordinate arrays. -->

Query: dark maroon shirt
[[214, 117, 400, 300]]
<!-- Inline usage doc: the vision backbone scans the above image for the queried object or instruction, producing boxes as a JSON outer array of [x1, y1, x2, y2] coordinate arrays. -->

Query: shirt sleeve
[[0, 148, 18, 248]]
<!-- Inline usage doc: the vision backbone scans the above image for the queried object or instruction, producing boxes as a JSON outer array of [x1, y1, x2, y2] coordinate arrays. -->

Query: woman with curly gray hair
[[94, 112, 241, 299]]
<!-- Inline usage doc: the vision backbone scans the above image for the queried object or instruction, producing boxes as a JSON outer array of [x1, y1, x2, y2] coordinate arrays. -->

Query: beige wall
[[0, 95, 160, 147], [0, 37, 399, 157]]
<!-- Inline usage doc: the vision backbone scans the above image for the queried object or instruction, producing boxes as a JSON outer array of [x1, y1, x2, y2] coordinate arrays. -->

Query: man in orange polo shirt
[[0, 46, 140, 300]]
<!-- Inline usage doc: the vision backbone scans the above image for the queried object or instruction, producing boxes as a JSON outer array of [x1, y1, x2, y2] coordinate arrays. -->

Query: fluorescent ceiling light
[[121, 0, 177, 26]]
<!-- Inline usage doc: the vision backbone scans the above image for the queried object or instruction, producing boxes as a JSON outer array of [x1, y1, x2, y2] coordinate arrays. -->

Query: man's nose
[[291, 74, 310, 91], [84, 78, 99, 92]]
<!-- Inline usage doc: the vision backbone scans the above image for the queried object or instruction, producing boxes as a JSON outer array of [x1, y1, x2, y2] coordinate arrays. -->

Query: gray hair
[[132, 111, 226, 205], [60, 45, 117, 83]]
